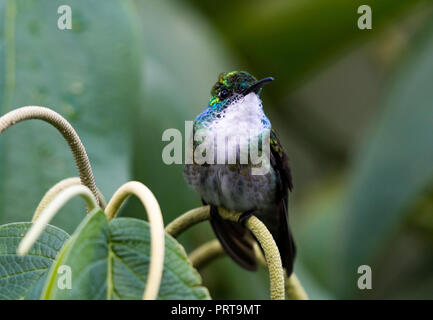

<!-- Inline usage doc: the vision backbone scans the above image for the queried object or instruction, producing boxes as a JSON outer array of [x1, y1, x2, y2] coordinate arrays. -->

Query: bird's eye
[[218, 89, 230, 99]]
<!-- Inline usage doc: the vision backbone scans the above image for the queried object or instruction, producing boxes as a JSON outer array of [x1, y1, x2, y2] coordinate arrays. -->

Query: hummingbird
[[184, 71, 296, 275]]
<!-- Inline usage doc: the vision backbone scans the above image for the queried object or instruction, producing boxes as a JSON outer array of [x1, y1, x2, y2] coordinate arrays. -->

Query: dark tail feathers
[[209, 205, 257, 271], [209, 204, 297, 276]]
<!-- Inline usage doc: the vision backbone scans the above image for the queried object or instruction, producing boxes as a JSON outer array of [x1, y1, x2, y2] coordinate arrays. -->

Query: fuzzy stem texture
[[166, 206, 294, 300]]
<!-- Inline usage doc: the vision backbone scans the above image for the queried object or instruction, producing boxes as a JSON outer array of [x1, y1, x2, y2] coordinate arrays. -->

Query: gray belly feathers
[[184, 163, 277, 213]]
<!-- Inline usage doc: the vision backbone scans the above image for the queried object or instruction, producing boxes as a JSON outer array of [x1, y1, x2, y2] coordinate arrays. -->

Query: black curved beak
[[242, 77, 274, 96]]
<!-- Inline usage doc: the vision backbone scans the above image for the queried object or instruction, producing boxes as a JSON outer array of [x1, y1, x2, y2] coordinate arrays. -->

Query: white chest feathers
[[207, 93, 267, 140]]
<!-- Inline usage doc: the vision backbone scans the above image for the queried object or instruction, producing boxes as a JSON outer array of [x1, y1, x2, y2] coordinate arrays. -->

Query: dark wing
[[270, 129, 293, 192], [208, 204, 257, 271], [270, 129, 296, 275]]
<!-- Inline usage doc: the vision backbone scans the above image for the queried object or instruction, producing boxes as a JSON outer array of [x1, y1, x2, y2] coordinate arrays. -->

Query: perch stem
[[0, 106, 102, 206], [104, 181, 165, 300], [166, 206, 286, 300], [219, 209, 285, 300], [17, 185, 98, 256], [285, 274, 309, 300], [189, 240, 309, 300], [165, 206, 210, 237], [254, 243, 308, 299]]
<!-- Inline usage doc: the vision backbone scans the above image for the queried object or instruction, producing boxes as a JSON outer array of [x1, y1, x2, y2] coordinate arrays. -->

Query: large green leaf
[[41, 209, 210, 300], [341, 17, 433, 294], [0, 222, 69, 300], [0, 0, 143, 233]]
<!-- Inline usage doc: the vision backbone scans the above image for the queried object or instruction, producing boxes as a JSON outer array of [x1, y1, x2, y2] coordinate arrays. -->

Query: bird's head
[[208, 71, 273, 110]]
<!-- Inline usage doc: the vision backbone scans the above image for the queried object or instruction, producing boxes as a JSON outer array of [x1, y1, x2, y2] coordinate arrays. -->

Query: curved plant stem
[[285, 273, 309, 300], [254, 243, 308, 300], [166, 206, 285, 300], [17, 185, 98, 256], [165, 206, 210, 237], [189, 239, 309, 300], [104, 181, 165, 300], [0, 106, 102, 206], [33, 177, 106, 221], [219, 208, 285, 300], [189, 239, 225, 269]]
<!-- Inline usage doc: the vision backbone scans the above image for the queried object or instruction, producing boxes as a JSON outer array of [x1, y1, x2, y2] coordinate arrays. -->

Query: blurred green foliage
[[1, 0, 433, 299], [341, 19, 433, 297]]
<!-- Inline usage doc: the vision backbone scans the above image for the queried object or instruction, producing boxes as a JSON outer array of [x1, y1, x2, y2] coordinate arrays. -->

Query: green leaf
[[0, 222, 69, 300], [42, 210, 210, 300], [108, 218, 210, 300], [341, 18, 433, 291], [0, 0, 143, 233]]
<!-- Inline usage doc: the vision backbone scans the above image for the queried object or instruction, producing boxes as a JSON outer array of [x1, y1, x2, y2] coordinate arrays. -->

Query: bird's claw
[[238, 210, 255, 225]]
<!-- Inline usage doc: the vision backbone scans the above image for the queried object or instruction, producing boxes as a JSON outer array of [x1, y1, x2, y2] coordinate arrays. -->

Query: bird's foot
[[209, 204, 220, 219], [238, 210, 256, 226]]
